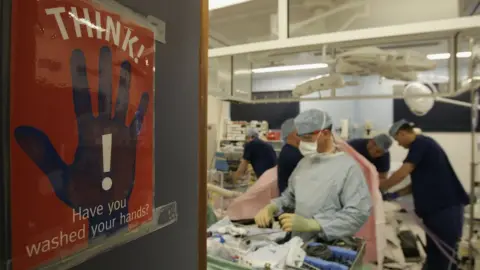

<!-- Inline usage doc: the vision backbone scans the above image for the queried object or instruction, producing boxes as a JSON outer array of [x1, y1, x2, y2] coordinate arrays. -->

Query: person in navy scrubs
[[277, 118, 303, 194], [380, 119, 469, 270], [234, 128, 277, 181], [348, 134, 392, 181]]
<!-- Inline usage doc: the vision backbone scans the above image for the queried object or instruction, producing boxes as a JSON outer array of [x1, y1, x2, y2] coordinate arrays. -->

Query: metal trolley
[[207, 237, 367, 270]]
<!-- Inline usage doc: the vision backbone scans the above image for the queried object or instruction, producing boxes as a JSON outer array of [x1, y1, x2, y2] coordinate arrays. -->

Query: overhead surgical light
[[209, 0, 251, 10], [403, 81, 480, 117], [252, 63, 328, 74], [403, 82, 436, 116], [426, 51, 472, 60]]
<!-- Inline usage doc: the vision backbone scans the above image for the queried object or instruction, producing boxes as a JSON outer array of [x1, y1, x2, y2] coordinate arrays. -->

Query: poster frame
[[0, 0, 13, 268], [5, 0, 174, 269]]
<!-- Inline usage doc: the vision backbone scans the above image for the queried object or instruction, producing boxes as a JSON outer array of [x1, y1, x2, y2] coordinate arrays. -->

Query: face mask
[[299, 141, 318, 156]]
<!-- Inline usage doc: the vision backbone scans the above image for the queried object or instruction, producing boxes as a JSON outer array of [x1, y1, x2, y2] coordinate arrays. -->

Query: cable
[[397, 203, 461, 269]]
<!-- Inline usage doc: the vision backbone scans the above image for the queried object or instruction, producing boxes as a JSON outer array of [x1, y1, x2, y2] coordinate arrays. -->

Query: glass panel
[[288, 0, 459, 38], [460, 0, 480, 16], [209, 56, 233, 98], [232, 54, 252, 101], [244, 37, 474, 134], [209, 0, 278, 47], [248, 38, 466, 97]]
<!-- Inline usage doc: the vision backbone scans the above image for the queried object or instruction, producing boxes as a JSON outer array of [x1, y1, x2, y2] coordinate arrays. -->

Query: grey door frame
[[0, 0, 12, 268]]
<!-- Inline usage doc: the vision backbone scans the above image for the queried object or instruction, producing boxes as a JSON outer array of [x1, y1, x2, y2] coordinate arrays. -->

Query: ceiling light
[[426, 51, 472, 60], [457, 51, 473, 58], [209, 0, 251, 10], [252, 63, 328, 74]]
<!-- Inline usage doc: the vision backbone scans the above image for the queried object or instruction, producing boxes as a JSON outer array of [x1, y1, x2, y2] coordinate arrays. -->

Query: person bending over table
[[234, 128, 277, 182], [381, 119, 469, 270], [348, 133, 392, 181]]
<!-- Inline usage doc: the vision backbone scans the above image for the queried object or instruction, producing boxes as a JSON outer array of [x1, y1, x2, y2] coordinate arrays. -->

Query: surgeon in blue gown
[[277, 118, 303, 194], [255, 109, 372, 241], [381, 119, 469, 270], [348, 134, 392, 181]]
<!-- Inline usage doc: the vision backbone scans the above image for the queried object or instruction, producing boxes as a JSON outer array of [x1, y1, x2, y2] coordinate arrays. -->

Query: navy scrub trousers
[[422, 205, 464, 270]]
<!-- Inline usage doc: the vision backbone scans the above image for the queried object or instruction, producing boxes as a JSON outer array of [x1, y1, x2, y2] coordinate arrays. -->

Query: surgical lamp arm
[[380, 163, 415, 191], [207, 183, 242, 198]]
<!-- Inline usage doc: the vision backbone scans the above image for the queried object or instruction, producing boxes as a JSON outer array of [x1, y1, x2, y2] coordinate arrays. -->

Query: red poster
[[9, 0, 155, 269]]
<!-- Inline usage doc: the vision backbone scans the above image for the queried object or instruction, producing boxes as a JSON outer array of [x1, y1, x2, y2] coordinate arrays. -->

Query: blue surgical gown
[[272, 152, 372, 241], [348, 138, 390, 173], [277, 144, 303, 193], [243, 138, 277, 178], [404, 135, 469, 217]]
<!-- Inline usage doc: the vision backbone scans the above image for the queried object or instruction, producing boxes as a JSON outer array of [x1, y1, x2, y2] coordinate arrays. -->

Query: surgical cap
[[389, 119, 413, 137], [280, 118, 296, 141], [373, 134, 392, 152], [247, 128, 258, 137], [294, 109, 333, 136]]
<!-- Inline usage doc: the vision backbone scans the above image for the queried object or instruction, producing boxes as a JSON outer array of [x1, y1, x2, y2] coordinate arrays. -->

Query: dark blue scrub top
[[405, 135, 469, 217], [277, 144, 303, 194], [243, 138, 277, 178], [348, 138, 390, 173]]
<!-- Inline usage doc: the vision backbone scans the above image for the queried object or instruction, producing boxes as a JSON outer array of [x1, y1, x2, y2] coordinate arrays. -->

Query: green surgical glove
[[255, 203, 279, 228], [279, 213, 321, 232]]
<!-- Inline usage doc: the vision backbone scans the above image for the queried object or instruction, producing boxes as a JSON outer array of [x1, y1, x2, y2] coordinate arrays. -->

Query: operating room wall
[[207, 95, 230, 165], [208, 95, 231, 141], [252, 65, 474, 191]]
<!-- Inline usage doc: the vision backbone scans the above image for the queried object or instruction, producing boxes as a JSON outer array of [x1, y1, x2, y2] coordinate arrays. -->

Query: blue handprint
[[14, 46, 149, 238]]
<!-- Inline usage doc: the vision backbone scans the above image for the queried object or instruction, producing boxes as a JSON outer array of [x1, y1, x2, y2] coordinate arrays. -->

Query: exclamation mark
[[134, 45, 145, 64], [102, 133, 113, 191]]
